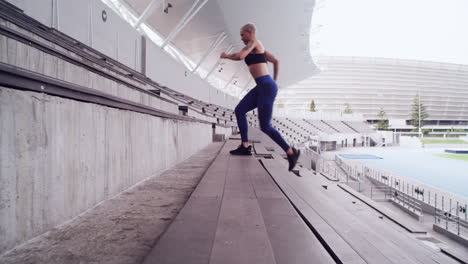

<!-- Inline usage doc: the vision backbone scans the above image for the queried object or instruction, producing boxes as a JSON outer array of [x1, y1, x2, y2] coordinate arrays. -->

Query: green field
[[436, 154, 468, 162], [422, 139, 468, 144]]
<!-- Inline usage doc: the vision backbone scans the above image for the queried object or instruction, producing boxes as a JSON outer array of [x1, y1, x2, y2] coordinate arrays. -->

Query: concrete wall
[[433, 224, 468, 247], [6, 0, 142, 71], [5, 0, 53, 27], [299, 150, 321, 171], [0, 87, 213, 254], [318, 133, 365, 150], [214, 125, 233, 140]]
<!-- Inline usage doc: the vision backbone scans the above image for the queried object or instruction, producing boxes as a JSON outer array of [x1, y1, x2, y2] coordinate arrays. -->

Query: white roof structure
[[115, 0, 318, 95]]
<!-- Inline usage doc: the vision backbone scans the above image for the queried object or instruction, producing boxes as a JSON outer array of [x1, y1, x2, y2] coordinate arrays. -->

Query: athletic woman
[[221, 23, 300, 171]]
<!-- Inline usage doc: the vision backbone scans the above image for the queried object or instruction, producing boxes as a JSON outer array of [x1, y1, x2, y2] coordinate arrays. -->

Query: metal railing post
[[456, 201, 460, 236], [449, 198, 452, 215], [465, 204, 467, 221], [446, 212, 449, 230], [434, 193, 438, 224]]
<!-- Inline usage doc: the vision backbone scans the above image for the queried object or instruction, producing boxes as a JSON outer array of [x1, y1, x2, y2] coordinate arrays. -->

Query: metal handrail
[[435, 208, 468, 236], [391, 189, 423, 215]]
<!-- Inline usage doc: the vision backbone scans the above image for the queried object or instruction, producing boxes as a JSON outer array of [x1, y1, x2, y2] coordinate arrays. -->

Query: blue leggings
[[234, 75, 290, 152]]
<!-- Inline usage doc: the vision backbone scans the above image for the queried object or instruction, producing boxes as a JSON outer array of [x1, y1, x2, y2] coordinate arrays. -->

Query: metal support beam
[[192, 32, 226, 74], [164, 0, 201, 46], [161, 0, 208, 48], [134, 0, 163, 29], [52, 0, 59, 29], [204, 45, 233, 80]]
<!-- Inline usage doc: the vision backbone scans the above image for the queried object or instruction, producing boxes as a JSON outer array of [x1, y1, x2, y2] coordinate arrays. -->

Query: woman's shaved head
[[241, 23, 256, 34]]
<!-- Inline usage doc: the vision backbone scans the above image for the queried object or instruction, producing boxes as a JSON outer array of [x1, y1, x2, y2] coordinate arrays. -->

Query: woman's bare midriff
[[248, 63, 270, 79]]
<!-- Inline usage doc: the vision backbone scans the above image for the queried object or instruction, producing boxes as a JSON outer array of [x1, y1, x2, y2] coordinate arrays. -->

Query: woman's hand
[[220, 52, 228, 59]]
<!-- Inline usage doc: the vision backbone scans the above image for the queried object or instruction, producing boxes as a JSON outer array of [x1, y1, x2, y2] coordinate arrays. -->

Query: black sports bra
[[244, 52, 267, 66]]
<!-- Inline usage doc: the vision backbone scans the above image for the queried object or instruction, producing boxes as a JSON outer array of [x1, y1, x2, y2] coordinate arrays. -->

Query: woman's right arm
[[265, 51, 280, 81]]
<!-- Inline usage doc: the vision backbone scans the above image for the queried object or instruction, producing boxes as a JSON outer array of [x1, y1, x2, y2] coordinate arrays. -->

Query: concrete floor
[[0, 142, 224, 264]]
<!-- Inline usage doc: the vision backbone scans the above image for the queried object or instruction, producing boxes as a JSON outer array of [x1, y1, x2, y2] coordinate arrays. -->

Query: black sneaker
[[287, 147, 300, 171], [230, 145, 252, 155]]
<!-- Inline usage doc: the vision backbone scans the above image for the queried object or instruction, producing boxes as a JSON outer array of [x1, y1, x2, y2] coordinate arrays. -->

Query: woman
[[221, 23, 300, 171]]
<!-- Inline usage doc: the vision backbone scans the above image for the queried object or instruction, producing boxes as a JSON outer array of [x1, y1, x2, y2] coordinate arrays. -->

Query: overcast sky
[[310, 0, 468, 65]]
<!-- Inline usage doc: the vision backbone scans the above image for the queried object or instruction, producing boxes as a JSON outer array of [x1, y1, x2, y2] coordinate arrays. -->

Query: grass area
[[421, 139, 468, 144], [436, 154, 468, 162]]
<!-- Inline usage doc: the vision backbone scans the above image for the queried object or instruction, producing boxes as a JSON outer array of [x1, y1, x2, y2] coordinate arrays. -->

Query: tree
[[310, 100, 316, 112], [343, 103, 353, 114], [375, 107, 389, 130], [410, 96, 429, 133]]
